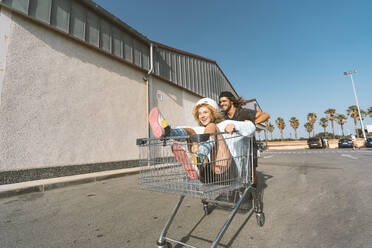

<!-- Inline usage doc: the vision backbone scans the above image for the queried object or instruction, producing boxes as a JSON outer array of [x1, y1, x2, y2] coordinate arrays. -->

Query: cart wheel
[[237, 189, 250, 210], [256, 212, 265, 227], [203, 204, 210, 215], [157, 241, 172, 248]]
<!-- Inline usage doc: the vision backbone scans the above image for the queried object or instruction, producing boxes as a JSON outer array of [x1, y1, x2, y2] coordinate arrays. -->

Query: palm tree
[[368, 106, 372, 118], [304, 122, 313, 138], [289, 117, 299, 140], [307, 113, 318, 136], [275, 117, 286, 140], [267, 122, 274, 140], [324, 108, 336, 138], [319, 117, 328, 136], [347, 105, 367, 138], [336, 114, 347, 137]]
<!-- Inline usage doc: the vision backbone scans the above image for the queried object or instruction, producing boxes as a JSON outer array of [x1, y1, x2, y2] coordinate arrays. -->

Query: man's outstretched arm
[[255, 112, 270, 124]]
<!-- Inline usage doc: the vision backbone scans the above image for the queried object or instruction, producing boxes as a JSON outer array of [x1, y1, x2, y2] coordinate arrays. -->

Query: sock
[[196, 139, 216, 163], [170, 128, 187, 137], [198, 139, 215, 155]]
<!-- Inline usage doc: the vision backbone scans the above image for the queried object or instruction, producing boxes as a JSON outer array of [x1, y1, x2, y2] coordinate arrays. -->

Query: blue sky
[[95, 0, 372, 139]]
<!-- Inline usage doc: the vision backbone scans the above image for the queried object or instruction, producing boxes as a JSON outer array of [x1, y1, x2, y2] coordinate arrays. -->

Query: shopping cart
[[136, 131, 265, 248]]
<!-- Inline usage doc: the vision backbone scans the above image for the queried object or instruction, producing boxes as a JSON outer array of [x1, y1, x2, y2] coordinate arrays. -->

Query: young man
[[219, 91, 270, 186]]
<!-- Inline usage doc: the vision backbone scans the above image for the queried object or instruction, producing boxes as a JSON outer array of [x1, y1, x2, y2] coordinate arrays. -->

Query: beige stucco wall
[[0, 12, 149, 171], [0, 10, 203, 172], [151, 77, 200, 128]]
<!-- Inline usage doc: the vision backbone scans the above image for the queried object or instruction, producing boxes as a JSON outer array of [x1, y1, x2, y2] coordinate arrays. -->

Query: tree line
[[265, 105, 372, 140]]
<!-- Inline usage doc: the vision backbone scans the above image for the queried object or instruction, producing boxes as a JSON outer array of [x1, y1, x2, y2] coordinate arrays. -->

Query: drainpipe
[[145, 43, 154, 138]]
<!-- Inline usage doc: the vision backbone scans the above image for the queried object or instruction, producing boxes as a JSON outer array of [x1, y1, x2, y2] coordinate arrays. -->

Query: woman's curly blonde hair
[[193, 104, 225, 126]]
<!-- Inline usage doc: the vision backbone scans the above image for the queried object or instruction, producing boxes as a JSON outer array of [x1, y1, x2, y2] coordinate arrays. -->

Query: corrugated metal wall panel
[[196, 59, 202, 94], [200, 60, 205, 96], [166, 50, 171, 81], [157, 49, 167, 79], [70, 1, 85, 40], [165, 50, 171, 81], [181, 55, 186, 88], [122, 32, 133, 63], [112, 27, 122, 57], [212, 66, 218, 99], [208, 63, 214, 99], [196, 59, 201, 94], [186, 57, 193, 91], [203, 61, 208, 97], [185, 56, 190, 90], [99, 19, 111, 52], [86, 9, 99, 47], [187, 57, 192, 90], [211, 65, 220, 99], [177, 54, 182, 86], [171, 53, 176, 83], [173, 53, 178, 84], [206, 63, 212, 99], [217, 67, 222, 95], [153, 49, 160, 75], [212, 65, 218, 99], [29, 0, 52, 24], [204, 61, 209, 98], [187, 57, 193, 91], [1, 0, 238, 100], [133, 39, 141, 67], [196, 59, 205, 96], [222, 75, 226, 92], [193, 59, 198, 94], [163, 50, 169, 80], [51, 0, 70, 33], [163, 50, 171, 81], [3, 0, 28, 14], [141, 42, 149, 70]]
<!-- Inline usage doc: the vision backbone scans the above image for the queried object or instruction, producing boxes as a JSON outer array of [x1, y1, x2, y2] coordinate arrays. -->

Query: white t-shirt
[[178, 120, 256, 177]]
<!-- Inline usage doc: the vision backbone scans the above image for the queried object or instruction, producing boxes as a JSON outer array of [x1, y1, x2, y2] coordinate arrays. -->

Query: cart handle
[[189, 131, 226, 142], [136, 131, 244, 145]]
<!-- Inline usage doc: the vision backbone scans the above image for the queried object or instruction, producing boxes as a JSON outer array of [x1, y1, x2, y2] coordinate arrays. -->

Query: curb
[[0, 167, 140, 199]]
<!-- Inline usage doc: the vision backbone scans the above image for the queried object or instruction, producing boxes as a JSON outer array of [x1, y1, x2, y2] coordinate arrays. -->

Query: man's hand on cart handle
[[224, 123, 235, 134]]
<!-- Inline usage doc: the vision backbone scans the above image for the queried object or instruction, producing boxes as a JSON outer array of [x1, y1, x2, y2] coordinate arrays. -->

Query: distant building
[[0, 0, 266, 183], [367, 125, 372, 134]]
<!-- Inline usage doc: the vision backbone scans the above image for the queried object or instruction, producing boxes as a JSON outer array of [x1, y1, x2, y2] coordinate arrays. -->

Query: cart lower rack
[[137, 132, 264, 248]]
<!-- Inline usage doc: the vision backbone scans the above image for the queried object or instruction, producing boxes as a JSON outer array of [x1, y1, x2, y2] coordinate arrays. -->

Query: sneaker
[[192, 153, 209, 166], [171, 142, 199, 180], [149, 107, 170, 138], [192, 154, 210, 183]]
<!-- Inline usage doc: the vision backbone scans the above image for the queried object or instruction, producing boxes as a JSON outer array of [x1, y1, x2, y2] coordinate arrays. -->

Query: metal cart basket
[[137, 132, 264, 248]]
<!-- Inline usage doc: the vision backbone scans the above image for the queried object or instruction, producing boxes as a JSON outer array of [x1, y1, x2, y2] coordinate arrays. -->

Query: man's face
[[219, 97, 232, 112]]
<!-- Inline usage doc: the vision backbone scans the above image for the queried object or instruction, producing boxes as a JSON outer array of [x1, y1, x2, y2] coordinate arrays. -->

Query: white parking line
[[341, 154, 358, 160], [264, 149, 370, 155]]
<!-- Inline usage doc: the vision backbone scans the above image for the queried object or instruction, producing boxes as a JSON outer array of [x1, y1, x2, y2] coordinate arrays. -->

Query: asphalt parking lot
[[0, 149, 371, 248]]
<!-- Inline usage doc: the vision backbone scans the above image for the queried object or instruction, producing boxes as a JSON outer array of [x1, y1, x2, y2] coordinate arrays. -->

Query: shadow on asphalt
[[211, 171, 272, 214], [174, 171, 273, 248], [174, 214, 207, 248], [174, 209, 252, 248]]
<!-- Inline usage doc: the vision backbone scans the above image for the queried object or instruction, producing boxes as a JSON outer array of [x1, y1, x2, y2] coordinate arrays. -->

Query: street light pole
[[344, 70, 367, 140]]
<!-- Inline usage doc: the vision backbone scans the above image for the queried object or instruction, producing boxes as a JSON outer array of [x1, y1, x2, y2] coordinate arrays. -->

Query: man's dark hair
[[219, 91, 249, 112], [219, 91, 235, 99]]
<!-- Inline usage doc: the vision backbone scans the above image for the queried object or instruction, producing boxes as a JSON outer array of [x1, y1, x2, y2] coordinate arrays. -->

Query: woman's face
[[198, 106, 213, 126]]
